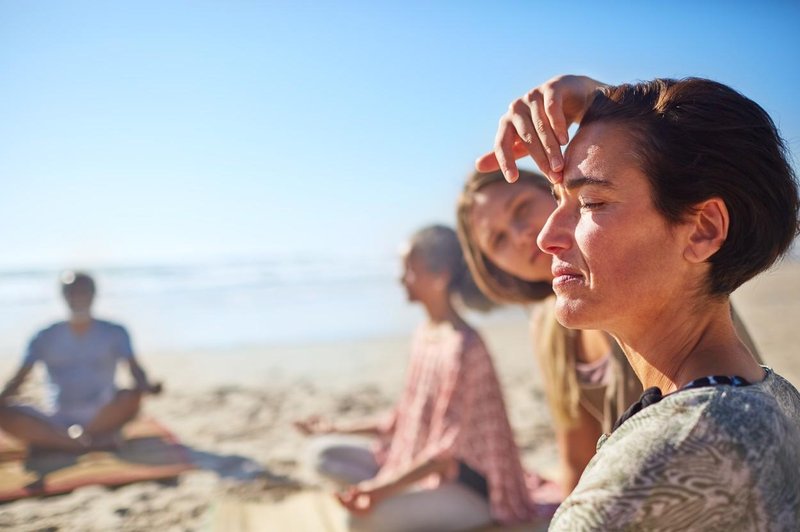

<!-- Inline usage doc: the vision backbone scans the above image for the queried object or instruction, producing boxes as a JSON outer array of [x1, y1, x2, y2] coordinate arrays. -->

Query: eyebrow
[[563, 176, 615, 191]]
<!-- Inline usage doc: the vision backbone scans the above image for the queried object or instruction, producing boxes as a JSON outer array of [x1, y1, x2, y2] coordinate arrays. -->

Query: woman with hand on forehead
[[457, 116, 761, 499], [478, 75, 800, 529]]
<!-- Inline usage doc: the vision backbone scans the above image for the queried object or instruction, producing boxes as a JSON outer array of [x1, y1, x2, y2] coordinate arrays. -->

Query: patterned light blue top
[[24, 319, 134, 411], [550, 367, 800, 531]]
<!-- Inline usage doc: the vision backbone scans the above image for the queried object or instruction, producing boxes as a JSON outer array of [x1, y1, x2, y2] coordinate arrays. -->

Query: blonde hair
[[535, 298, 582, 426], [456, 170, 553, 304], [456, 169, 582, 427]]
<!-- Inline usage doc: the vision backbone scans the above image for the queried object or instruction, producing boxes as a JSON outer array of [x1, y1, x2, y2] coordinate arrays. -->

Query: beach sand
[[0, 261, 797, 531]]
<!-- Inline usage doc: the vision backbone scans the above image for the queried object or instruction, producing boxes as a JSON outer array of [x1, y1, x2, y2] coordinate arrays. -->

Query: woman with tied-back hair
[[295, 225, 560, 531], [456, 167, 761, 497], [478, 74, 800, 530]]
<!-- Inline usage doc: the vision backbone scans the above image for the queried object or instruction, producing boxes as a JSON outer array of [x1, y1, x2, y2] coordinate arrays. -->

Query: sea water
[[0, 255, 523, 360]]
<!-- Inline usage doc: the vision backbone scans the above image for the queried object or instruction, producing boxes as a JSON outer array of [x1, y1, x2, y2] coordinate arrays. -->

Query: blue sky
[[1, 1, 798, 268]]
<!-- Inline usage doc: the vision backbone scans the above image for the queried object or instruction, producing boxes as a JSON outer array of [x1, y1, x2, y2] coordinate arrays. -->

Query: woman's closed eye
[[492, 232, 507, 250], [579, 200, 605, 210], [513, 199, 532, 219]]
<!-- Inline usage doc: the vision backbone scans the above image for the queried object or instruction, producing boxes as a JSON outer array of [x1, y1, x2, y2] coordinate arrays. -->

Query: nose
[[537, 206, 573, 256]]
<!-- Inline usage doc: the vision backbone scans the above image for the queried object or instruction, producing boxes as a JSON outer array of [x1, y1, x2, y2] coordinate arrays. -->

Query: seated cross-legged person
[[0, 271, 161, 452], [296, 226, 560, 531]]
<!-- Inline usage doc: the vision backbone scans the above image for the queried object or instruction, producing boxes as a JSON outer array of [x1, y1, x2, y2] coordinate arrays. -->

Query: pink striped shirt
[[375, 323, 561, 524]]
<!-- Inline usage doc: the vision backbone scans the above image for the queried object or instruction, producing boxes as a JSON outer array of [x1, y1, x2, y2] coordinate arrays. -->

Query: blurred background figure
[[0, 271, 161, 452], [296, 225, 560, 531]]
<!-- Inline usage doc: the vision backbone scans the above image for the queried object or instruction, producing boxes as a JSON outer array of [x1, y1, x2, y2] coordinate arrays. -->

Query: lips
[[551, 263, 584, 287]]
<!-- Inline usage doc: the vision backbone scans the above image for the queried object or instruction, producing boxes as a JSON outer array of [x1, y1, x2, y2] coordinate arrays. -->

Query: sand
[[0, 261, 797, 531]]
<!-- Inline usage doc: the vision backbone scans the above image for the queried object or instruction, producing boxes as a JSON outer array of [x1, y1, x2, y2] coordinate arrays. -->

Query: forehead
[[469, 181, 542, 226], [63, 280, 94, 294], [561, 122, 646, 190], [467, 183, 516, 245], [471, 181, 516, 212]]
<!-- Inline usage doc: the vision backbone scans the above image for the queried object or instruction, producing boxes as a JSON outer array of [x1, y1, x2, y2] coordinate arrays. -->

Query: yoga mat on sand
[[211, 490, 549, 532], [0, 417, 192, 502]]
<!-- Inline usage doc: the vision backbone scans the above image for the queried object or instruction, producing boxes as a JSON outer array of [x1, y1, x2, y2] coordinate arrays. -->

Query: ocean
[[4, 241, 796, 361], [0, 255, 524, 359]]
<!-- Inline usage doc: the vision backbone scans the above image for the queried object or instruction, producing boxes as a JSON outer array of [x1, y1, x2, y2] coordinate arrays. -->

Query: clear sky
[[1, 1, 798, 269]]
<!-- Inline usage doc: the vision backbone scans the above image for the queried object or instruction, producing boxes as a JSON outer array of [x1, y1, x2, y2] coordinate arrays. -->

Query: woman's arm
[[555, 404, 603, 497], [337, 454, 455, 515], [294, 415, 387, 437], [339, 339, 483, 514], [475, 74, 607, 183]]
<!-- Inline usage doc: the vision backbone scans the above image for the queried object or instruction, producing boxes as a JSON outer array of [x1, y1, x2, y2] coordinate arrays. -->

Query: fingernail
[[551, 156, 563, 172], [559, 133, 568, 145]]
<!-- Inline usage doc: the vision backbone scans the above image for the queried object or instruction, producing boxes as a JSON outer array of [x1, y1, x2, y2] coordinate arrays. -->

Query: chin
[[553, 297, 600, 330]]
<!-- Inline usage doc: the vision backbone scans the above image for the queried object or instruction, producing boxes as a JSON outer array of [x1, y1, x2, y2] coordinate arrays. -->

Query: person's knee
[[116, 389, 143, 412], [0, 404, 25, 424], [310, 445, 342, 480], [0, 405, 42, 431], [306, 436, 338, 474]]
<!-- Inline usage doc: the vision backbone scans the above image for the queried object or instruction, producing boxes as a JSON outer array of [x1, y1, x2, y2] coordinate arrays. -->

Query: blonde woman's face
[[469, 181, 556, 282]]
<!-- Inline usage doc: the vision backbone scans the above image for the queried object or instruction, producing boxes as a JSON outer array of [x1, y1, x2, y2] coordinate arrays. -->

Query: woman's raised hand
[[475, 75, 607, 184], [293, 415, 335, 436]]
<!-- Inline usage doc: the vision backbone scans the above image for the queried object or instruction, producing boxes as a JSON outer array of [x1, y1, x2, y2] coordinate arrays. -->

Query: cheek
[[576, 215, 645, 288], [488, 249, 522, 279], [529, 203, 554, 237], [579, 213, 682, 297]]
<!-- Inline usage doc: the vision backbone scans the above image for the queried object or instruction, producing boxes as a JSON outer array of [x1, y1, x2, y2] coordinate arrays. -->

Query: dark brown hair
[[582, 78, 800, 295], [456, 169, 554, 304], [60, 270, 96, 296]]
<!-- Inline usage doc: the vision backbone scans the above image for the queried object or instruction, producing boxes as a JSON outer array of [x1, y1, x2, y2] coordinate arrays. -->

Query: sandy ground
[[0, 261, 797, 531]]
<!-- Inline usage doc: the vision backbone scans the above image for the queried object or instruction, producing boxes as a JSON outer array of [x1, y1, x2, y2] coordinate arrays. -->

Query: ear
[[432, 272, 450, 292], [683, 198, 729, 263]]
